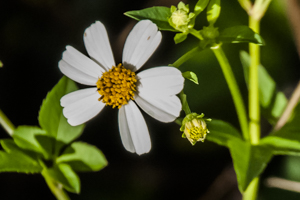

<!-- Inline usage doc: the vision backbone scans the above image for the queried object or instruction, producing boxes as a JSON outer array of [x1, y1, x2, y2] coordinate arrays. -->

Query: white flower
[[59, 20, 184, 155]]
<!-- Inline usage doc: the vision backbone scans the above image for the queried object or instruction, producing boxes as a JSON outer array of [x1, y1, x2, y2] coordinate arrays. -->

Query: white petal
[[137, 67, 184, 96], [135, 93, 182, 123], [59, 46, 104, 85], [84, 21, 115, 71], [122, 20, 162, 72], [59, 60, 98, 85], [118, 101, 151, 155], [61, 88, 105, 126], [61, 87, 98, 107]]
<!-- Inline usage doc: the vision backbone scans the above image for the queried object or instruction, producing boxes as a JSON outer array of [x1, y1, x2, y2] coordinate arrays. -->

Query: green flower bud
[[169, 2, 195, 32], [200, 26, 219, 40], [180, 113, 211, 145]]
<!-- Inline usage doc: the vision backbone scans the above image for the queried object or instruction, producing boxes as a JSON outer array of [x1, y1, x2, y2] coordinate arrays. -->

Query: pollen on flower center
[[96, 63, 137, 109]]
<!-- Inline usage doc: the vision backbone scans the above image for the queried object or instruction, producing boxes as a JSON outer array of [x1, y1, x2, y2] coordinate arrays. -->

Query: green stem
[[0, 109, 15, 136], [189, 29, 203, 40], [243, 15, 261, 200], [243, 177, 259, 200], [179, 91, 192, 115], [42, 169, 70, 200], [212, 45, 249, 140], [248, 16, 260, 145], [171, 46, 202, 68]]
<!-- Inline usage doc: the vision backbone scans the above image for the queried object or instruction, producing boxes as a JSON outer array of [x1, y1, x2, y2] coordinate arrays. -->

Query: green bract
[[182, 71, 199, 84]]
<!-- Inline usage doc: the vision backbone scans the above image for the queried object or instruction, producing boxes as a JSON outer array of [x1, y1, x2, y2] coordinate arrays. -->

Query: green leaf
[[0, 139, 42, 173], [39, 76, 85, 154], [207, 0, 221, 25], [240, 51, 287, 124], [125, 7, 177, 32], [182, 71, 199, 84], [260, 103, 300, 155], [12, 126, 54, 159], [47, 163, 80, 193], [219, 26, 265, 45], [228, 140, 273, 192], [206, 119, 242, 147], [174, 33, 188, 44], [56, 142, 107, 172]]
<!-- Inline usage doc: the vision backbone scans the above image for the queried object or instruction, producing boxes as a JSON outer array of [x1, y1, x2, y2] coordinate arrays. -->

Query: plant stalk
[[212, 45, 249, 140], [171, 46, 202, 68], [243, 14, 262, 200], [243, 177, 259, 200], [42, 169, 70, 200], [248, 16, 261, 145]]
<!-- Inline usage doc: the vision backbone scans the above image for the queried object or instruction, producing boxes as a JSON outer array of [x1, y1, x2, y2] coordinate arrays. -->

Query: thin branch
[[265, 177, 300, 193], [286, 0, 300, 58], [274, 81, 300, 131]]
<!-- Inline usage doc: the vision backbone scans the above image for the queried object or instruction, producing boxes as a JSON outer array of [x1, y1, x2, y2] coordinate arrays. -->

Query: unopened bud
[[180, 113, 211, 145]]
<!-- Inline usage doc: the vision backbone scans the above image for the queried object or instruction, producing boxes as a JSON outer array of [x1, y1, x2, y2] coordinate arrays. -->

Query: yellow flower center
[[184, 119, 208, 145], [96, 63, 137, 109]]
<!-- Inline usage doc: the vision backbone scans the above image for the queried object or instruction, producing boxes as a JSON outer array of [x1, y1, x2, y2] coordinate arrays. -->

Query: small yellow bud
[[180, 113, 210, 145]]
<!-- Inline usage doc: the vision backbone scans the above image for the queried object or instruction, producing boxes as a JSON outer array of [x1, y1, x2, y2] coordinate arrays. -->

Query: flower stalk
[[171, 46, 202, 68], [212, 45, 249, 140]]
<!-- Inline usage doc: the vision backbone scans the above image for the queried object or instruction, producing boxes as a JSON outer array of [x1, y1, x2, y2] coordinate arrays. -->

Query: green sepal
[[207, 0, 221, 26], [174, 33, 188, 44], [219, 26, 265, 45], [229, 140, 273, 192], [240, 51, 287, 124], [56, 142, 107, 172], [0, 139, 42, 173], [206, 119, 242, 147], [12, 126, 53, 159], [46, 163, 80, 194], [182, 71, 199, 84], [125, 7, 177, 32], [38, 76, 85, 155]]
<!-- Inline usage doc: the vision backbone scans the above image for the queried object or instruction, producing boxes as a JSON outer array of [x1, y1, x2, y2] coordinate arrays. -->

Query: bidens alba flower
[[59, 20, 184, 155]]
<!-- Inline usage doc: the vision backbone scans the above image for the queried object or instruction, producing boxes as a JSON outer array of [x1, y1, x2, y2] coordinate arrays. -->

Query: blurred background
[[0, 0, 300, 199]]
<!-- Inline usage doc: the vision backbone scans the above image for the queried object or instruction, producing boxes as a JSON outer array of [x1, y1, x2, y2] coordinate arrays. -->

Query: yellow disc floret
[[184, 118, 208, 145], [180, 113, 211, 145], [96, 63, 137, 109]]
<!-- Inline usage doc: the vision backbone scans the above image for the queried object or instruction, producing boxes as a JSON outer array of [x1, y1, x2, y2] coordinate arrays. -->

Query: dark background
[[0, 0, 300, 199]]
